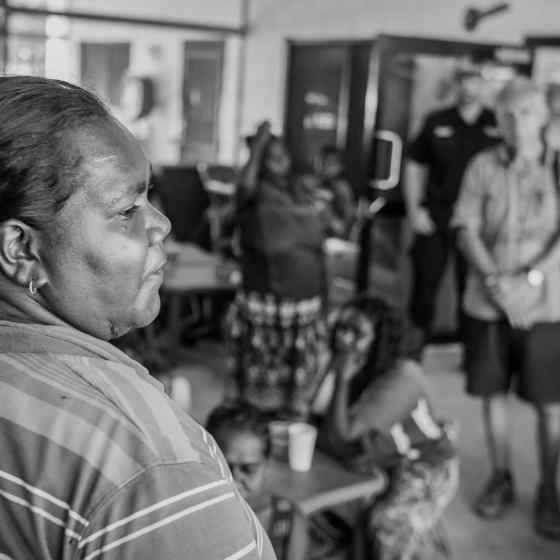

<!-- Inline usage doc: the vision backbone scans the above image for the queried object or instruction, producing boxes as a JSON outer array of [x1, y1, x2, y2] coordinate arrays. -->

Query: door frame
[[362, 34, 532, 204], [357, 34, 532, 295], [182, 39, 225, 163], [283, 39, 370, 160]]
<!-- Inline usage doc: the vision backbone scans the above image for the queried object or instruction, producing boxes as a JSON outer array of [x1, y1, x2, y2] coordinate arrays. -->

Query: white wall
[[35, 0, 560, 163], [37, 0, 243, 164], [70, 0, 243, 27], [58, 16, 243, 164], [240, 0, 560, 138]]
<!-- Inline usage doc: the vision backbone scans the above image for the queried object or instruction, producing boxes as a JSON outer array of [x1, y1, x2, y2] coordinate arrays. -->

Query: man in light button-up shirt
[[453, 77, 560, 540]]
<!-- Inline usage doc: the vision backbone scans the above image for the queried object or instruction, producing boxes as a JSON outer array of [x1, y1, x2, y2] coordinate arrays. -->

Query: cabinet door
[[285, 43, 350, 174]]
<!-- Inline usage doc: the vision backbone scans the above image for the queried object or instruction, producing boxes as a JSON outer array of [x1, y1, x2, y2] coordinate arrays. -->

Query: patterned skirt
[[367, 453, 459, 560], [226, 292, 326, 416]]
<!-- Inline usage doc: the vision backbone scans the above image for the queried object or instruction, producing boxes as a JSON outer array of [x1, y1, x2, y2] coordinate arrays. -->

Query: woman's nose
[[147, 203, 172, 243]]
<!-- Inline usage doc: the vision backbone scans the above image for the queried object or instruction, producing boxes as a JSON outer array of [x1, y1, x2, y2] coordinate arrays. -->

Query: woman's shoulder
[[249, 492, 274, 529], [376, 358, 429, 393], [353, 359, 430, 414], [395, 358, 429, 384]]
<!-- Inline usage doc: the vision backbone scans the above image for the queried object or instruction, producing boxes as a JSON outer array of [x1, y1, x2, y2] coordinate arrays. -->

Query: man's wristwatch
[[527, 268, 544, 287]]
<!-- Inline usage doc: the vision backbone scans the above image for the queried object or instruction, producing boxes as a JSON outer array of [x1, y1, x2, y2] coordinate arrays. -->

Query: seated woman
[[320, 295, 459, 559], [206, 401, 350, 560], [227, 121, 327, 418]]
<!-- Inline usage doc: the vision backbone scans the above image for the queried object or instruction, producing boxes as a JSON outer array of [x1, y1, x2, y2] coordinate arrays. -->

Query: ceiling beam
[[5, 4, 247, 35]]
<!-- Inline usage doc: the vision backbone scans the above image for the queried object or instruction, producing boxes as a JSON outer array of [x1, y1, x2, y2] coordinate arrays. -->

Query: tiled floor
[[170, 340, 560, 559], [423, 344, 560, 559]]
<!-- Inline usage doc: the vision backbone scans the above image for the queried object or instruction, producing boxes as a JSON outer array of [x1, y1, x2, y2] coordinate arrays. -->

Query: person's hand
[[332, 329, 372, 382], [486, 274, 534, 329], [409, 207, 435, 235], [333, 351, 363, 382], [483, 273, 510, 309], [252, 120, 272, 153], [331, 307, 374, 380]]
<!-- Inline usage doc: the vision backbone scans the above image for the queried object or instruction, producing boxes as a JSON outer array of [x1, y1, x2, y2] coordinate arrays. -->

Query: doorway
[[284, 40, 372, 192], [361, 35, 531, 336]]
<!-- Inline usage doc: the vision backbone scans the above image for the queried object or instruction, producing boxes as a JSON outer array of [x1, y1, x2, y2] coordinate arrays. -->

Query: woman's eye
[[119, 205, 140, 219]]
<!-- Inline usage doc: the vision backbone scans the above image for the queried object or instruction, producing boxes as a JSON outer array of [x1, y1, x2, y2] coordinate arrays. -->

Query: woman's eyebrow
[[108, 180, 147, 207]]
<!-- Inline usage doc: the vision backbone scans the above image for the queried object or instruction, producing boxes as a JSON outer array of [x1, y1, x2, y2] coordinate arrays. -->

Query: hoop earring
[[28, 280, 37, 296]]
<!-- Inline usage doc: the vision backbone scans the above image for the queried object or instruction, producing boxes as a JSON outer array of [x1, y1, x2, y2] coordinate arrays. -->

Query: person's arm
[[452, 155, 499, 279], [405, 118, 436, 235], [405, 160, 436, 235], [326, 354, 359, 442], [528, 225, 560, 273], [78, 462, 276, 560], [452, 154, 529, 324], [237, 121, 271, 206], [326, 357, 428, 443], [536, 134, 560, 270], [456, 229, 498, 278], [347, 359, 429, 435]]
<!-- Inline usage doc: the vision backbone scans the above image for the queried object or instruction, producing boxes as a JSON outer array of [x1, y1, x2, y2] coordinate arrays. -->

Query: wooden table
[[264, 451, 385, 560], [265, 451, 385, 516], [162, 242, 240, 353], [133, 242, 238, 370]]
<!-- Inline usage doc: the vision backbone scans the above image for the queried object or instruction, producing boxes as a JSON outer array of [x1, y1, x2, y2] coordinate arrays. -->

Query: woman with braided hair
[[321, 295, 458, 559]]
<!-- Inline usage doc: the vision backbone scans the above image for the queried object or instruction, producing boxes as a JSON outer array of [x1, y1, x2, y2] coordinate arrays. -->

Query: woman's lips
[[145, 258, 167, 279]]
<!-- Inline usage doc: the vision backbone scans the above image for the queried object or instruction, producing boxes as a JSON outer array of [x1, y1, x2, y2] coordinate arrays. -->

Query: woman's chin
[[129, 296, 162, 331]]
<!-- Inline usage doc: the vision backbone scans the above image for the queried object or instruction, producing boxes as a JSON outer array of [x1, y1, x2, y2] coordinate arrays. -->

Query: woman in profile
[[322, 295, 458, 559], [227, 121, 327, 418], [0, 76, 274, 560]]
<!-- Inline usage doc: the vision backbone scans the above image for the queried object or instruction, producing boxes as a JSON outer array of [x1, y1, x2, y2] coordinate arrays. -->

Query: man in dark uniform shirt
[[404, 63, 501, 357]]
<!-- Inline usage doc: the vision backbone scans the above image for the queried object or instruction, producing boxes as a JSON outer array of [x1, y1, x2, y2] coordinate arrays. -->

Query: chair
[[156, 165, 235, 345], [196, 162, 239, 256], [158, 165, 212, 250], [200, 162, 238, 185]]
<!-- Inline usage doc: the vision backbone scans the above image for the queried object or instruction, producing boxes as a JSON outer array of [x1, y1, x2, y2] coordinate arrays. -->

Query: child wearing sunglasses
[[206, 401, 350, 560]]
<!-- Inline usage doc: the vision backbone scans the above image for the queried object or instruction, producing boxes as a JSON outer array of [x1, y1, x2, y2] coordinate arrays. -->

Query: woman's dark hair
[[206, 400, 271, 457], [0, 75, 112, 230], [330, 294, 403, 402], [244, 132, 289, 182]]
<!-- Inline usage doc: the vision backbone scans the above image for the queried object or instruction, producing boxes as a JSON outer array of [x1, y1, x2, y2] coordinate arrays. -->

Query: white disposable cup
[[288, 422, 317, 472]]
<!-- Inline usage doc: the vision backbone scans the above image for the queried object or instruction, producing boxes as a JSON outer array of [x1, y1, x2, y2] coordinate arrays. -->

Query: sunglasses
[[227, 461, 264, 477]]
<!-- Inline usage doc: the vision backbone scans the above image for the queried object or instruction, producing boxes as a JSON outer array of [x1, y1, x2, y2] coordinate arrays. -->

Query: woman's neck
[[0, 276, 68, 328]]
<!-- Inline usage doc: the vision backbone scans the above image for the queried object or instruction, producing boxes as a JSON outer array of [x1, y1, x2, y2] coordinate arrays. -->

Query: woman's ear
[[0, 219, 45, 289]]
